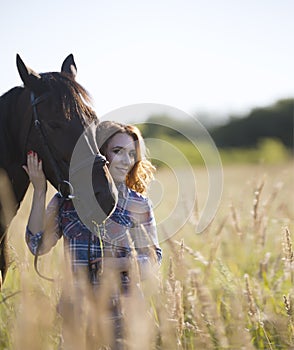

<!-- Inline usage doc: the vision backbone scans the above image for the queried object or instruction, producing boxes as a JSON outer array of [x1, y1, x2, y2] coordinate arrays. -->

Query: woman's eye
[[112, 148, 121, 154], [129, 151, 136, 158]]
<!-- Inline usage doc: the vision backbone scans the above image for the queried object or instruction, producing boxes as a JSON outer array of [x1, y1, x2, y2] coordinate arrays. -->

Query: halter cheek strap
[[31, 92, 50, 124]]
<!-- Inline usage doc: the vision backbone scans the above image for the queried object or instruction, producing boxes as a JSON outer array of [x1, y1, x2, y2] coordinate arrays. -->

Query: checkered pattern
[[26, 183, 162, 285]]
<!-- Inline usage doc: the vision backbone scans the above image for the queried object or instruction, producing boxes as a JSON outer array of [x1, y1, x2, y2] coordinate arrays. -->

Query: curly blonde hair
[[96, 121, 155, 194]]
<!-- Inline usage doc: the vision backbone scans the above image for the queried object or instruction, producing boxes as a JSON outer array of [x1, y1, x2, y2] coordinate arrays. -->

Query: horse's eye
[[47, 121, 66, 130], [47, 121, 59, 129]]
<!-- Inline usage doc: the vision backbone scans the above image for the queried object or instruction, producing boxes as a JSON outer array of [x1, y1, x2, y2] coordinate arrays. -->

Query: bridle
[[30, 91, 75, 199], [28, 91, 108, 282], [29, 91, 75, 282], [30, 91, 108, 198]]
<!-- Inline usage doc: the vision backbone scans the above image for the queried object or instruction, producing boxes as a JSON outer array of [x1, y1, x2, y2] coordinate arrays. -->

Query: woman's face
[[105, 132, 136, 183]]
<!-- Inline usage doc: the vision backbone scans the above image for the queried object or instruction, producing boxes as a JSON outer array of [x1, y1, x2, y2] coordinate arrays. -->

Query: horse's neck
[[0, 157, 30, 206], [0, 87, 30, 205], [0, 156, 29, 227], [0, 87, 24, 160]]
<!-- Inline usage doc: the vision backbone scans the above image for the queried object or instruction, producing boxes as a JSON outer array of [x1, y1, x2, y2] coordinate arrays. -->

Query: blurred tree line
[[138, 98, 293, 165], [140, 98, 293, 149], [210, 98, 293, 149]]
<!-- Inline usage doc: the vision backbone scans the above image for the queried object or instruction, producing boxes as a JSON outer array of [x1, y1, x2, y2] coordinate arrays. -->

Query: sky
[[1, 0, 293, 124]]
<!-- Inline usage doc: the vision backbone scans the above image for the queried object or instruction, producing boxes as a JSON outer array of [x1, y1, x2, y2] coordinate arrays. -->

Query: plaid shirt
[[26, 183, 162, 285]]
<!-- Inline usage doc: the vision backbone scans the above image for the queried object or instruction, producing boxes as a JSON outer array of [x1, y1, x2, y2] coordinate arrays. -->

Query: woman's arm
[[134, 199, 162, 279], [23, 151, 47, 234], [23, 152, 60, 255]]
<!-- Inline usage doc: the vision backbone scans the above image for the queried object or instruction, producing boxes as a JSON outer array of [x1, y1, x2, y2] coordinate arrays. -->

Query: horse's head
[[16, 54, 117, 222]]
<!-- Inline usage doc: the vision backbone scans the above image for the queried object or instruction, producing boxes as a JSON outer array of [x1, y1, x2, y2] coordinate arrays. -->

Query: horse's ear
[[61, 54, 77, 78], [16, 54, 47, 93]]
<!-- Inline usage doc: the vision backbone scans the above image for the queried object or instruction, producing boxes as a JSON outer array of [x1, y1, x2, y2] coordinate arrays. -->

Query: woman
[[23, 121, 162, 349]]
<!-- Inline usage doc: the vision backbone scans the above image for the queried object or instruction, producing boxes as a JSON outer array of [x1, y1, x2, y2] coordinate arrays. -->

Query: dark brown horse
[[0, 54, 117, 287]]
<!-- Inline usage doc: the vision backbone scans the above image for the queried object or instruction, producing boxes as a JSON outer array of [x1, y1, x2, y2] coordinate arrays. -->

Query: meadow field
[[0, 161, 293, 349]]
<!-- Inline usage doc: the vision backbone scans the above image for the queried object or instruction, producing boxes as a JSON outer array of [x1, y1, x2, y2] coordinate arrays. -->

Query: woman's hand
[[23, 151, 46, 193]]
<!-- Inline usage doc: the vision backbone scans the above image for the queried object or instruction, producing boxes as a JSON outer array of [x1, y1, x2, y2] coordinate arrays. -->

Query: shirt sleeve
[[131, 197, 162, 269], [25, 194, 62, 256]]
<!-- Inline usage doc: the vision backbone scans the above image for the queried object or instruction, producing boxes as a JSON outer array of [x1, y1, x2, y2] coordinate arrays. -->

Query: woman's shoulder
[[128, 188, 149, 202], [127, 188, 154, 214]]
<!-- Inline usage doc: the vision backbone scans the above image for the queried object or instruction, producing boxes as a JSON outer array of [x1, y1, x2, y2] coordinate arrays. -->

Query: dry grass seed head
[[283, 294, 293, 319], [251, 177, 265, 231], [229, 202, 243, 236], [244, 274, 259, 323], [282, 227, 294, 282]]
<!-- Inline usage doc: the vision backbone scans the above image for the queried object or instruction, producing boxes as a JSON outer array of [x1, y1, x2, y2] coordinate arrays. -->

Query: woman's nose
[[122, 153, 132, 165]]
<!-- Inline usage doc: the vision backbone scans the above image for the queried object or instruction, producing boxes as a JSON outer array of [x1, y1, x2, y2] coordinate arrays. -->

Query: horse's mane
[[0, 73, 97, 125], [40, 72, 97, 125]]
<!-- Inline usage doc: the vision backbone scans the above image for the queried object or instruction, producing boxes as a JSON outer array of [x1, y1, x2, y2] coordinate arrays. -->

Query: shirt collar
[[115, 182, 128, 199]]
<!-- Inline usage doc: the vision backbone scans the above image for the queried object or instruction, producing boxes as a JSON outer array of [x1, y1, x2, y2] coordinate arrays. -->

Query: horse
[[0, 54, 117, 287]]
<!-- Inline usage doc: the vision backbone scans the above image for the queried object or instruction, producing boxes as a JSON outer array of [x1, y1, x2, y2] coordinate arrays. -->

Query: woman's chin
[[113, 176, 126, 184]]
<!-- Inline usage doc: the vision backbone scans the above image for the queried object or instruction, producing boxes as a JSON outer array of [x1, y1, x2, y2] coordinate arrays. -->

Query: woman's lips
[[115, 167, 128, 173]]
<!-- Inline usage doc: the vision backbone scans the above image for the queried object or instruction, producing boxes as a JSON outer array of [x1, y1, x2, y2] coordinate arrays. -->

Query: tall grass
[[0, 162, 293, 349]]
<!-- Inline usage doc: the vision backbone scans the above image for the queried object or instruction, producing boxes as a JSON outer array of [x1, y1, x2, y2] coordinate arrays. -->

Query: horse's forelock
[[40, 72, 97, 125]]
